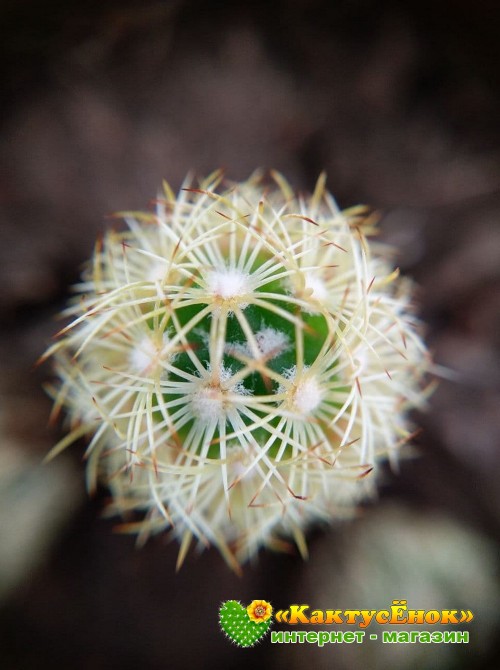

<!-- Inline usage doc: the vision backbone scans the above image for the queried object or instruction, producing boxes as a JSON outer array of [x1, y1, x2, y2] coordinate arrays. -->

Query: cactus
[[44, 170, 431, 571]]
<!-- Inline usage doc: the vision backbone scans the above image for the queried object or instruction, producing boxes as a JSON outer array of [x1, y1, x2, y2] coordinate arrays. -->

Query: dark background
[[0, 1, 499, 668]]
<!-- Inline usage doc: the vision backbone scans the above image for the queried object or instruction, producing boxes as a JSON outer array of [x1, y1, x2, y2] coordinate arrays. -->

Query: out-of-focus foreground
[[0, 1, 499, 668]]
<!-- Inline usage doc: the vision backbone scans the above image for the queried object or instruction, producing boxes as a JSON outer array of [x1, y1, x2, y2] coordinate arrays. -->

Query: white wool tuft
[[305, 274, 327, 302], [191, 364, 251, 422], [255, 327, 289, 357], [280, 366, 323, 414], [191, 386, 225, 422], [129, 334, 169, 372], [206, 268, 250, 300], [293, 376, 323, 414], [226, 327, 289, 360]]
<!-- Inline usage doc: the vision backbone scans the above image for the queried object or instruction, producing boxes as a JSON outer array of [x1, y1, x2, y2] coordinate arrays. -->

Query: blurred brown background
[[1, 0, 499, 668]]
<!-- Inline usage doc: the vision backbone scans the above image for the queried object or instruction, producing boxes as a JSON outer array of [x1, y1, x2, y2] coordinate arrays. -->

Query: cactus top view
[[44, 170, 431, 571]]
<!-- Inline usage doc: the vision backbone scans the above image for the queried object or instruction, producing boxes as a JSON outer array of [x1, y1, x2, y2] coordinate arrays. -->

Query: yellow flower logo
[[247, 599, 273, 624]]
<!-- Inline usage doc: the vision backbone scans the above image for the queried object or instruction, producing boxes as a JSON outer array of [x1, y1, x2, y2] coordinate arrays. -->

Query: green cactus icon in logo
[[219, 599, 273, 647]]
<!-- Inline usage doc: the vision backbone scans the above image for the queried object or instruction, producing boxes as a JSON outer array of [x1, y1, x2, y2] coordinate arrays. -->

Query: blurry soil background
[[1, 0, 500, 668]]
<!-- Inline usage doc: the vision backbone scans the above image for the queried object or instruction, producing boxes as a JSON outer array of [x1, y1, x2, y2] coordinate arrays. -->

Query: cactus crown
[[45, 170, 430, 571]]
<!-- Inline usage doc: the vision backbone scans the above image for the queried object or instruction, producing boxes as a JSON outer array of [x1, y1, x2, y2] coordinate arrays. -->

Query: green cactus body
[[45, 171, 430, 570]]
